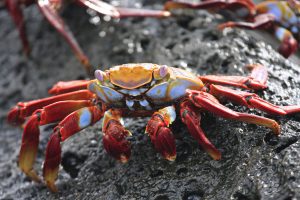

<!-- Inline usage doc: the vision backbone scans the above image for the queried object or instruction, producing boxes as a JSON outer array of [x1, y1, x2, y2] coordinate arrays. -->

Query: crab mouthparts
[[125, 98, 152, 111]]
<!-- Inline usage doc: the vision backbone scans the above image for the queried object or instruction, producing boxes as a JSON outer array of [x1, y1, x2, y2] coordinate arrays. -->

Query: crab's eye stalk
[[154, 65, 170, 80], [95, 70, 107, 82], [288, 0, 300, 14]]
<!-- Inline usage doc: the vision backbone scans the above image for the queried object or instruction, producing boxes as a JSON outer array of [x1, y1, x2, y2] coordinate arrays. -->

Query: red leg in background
[[180, 100, 221, 160], [145, 106, 177, 161], [116, 7, 170, 18], [6, 0, 30, 55], [77, 0, 171, 18], [164, 0, 256, 17], [37, 0, 92, 75], [218, 13, 275, 30], [200, 64, 268, 90]]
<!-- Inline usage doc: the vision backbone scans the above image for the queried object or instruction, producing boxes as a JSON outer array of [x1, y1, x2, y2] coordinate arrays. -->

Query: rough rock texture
[[1, 1, 300, 200]]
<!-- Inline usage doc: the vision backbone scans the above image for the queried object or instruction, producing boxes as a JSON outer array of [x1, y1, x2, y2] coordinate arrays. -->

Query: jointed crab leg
[[180, 100, 221, 160], [43, 105, 104, 192], [145, 106, 176, 161], [18, 100, 94, 183], [7, 90, 94, 125], [116, 7, 171, 18], [6, 0, 30, 55], [102, 109, 131, 163], [200, 64, 268, 90], [218, 16, 298, 58], [218, 13, 275, 30], [48, 80, 90, 95], [209, 84, 300, 116], [188, 90, 280, 135], [37, 0, 92, 75], [273, 26, 298, 58], [164, 0, 256, 17]]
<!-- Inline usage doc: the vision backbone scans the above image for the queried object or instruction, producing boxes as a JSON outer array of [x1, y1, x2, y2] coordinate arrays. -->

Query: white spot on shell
[[139, 99, 149, 107], [126, 99, 134, 108], [129, 89, 141, 96]]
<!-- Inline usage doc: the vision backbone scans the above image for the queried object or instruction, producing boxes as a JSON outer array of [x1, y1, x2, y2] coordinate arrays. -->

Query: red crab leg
[[164, 0, 256, 17], [145, 106, 176, 161], [36, 0, 92, 75], [77, 0, 171, 18], [102, 109, 131, 163], [43, 105, 105, 192], [116, 7, 171, 18], [273, 26, 298, 58], [5, 0, 30, 55], [218, 13, 275, 30], [188, 90, 280, 135], [200, 64, 268, 90], [7, 90, 94, 125], [18, 100, 94, 183], [48, 80, 90, 95], [180, 100, 221, 160], [209, 84, 300, 116]]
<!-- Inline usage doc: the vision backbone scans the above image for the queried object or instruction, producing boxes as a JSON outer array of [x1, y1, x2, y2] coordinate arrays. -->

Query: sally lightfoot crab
[[7, 63, 300, 192], [1, 1, 170, 74], [164, 0, 300, 58]]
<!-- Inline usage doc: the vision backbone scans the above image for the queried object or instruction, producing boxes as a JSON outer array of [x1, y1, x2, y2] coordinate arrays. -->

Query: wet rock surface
[[0, 2, 300, 200]]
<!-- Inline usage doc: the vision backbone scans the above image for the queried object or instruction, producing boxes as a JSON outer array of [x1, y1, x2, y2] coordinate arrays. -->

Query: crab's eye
[[160, 65, 169, 77], [154, 65, 170, 80], [95, 70, 106, 82]]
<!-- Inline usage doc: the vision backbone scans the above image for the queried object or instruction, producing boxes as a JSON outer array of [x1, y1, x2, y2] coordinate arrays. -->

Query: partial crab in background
[[7, 63, 300, 192], [1, 0, 170, 74], [164, 0, 300, 58]]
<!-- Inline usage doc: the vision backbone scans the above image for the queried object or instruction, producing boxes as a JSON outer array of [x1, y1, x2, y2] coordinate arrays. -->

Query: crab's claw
[[146, 107, 177, 161], [164, 0, 256, 18], [147, 122, 176, 161], [102, 120, 131, 163], [102, 110, 131, 163]]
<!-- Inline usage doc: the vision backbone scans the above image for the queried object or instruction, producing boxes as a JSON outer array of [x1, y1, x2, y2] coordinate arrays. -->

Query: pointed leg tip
[[46, 181, 58, 193], [7, 106, 24, 125], [165, 154, 176, 161], [273, 125, 281, 136], [119, 154, 130, 163], [25, 171, 42, 183], [211, 152, 221, 160], [43, 167, 59, 192]]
